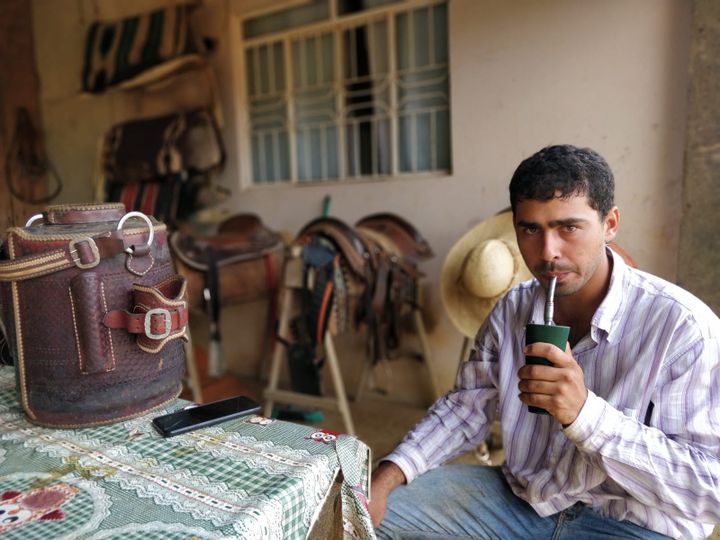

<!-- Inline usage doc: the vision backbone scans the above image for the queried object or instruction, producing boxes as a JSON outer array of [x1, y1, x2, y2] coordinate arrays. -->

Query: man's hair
[[509, 144, 615, 218]]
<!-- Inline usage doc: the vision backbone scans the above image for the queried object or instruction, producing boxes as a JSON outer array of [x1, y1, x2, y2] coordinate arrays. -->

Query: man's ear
[[604, 206, 619, 243]]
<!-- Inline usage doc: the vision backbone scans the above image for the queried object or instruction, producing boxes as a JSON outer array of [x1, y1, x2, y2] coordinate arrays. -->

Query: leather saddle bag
[[0, 203, 189, 427]]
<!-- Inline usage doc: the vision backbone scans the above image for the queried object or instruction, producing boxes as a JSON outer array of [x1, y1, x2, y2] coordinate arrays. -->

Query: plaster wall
[[32, 0, 692, 396], [679, 0, 720, 314]]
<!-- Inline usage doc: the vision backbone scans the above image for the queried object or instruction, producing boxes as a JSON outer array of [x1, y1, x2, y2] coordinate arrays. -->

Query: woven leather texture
[[6, 208, 185, 427]]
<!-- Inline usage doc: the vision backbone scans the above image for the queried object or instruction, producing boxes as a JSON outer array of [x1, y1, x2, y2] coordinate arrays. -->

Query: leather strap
[[43, 204, 125, 225], [0, 232, 131, 282], [103, 276, 188, 353], [104, 308, 188, 337]]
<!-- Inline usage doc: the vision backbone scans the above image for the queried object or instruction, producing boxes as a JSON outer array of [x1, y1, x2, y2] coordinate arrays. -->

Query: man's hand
[[517, 342, 587, 426], [368, 461, 406, 528]]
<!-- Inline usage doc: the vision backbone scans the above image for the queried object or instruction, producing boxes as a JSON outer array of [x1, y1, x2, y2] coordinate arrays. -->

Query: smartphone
[[152, 395, 262, 437]]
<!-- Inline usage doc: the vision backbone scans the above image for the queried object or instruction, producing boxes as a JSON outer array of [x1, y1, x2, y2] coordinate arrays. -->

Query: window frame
[[230, 0, 451, 188]]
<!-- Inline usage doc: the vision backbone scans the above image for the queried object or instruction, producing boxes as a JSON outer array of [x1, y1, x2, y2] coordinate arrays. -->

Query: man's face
[[513, 193, 618, 296]]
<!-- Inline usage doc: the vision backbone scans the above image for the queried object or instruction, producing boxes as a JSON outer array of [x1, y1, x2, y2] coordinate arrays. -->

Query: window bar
[[315, 34, 322, 87], [350, 27, 357, 80], [334, 26, 346, 179], [354, 120, 361, 177], [258, 131, 268, 182], [266, 132, 276, 180], [251, 134, 259, 182], [388, 12, 399, 176], [246, 49, 254, 98], [367, 21, 375, 79], [430, 110, 437, 170], [428, 5, 435, 65], [273, 128, 281, 180], [284, 38, 298, 183], [267, 43, 275, 94], [321, 125, 328, 180], [300, 37, 307, 88], [364, 22, 375, 177], [408, 10, 418, 172], [408, 7, 416, 72], [304, 125, 312, 181], [411, 113, 418, 172], [260, 45, 270, 95], [253, 46, 261, 98], [371, 118, 382, 176]]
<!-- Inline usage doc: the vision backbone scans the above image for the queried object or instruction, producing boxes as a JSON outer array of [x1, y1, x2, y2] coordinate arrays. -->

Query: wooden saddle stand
[[264, 213, 438, 435], [170, 213, 285, 387]]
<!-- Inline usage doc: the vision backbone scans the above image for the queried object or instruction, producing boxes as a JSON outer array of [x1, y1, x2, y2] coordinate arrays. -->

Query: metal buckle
[[117, 211, 154, 255], [144, 308, 172, 340], [69, 238, 100, 269]]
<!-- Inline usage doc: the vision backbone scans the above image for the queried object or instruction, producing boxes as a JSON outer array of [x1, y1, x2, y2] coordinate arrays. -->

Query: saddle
[[298, 216, 369, 280], [355, 213, 434, 263], [282, 213, 432, 396], [169, 213, 285, 376], [355, 213, 433, 358]]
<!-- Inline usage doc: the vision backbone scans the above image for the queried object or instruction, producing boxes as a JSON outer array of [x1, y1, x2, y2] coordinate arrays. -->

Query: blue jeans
[[375, 465, 672, 540]]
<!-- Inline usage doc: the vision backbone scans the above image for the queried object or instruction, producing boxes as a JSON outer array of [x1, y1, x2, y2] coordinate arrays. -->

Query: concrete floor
[[184, 352, 495, 467], [184, 333, 496, 468]]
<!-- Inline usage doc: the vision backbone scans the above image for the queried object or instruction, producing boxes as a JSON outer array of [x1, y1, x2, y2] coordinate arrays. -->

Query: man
[[369, 145, 720, 539]]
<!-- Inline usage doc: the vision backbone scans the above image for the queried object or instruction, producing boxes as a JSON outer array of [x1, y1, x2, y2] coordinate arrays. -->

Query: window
[[241, 0, 450, 184]]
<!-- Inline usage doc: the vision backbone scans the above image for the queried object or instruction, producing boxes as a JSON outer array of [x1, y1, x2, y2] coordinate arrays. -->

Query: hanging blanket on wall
[[82, 2, 204, 93], [102, 108, 224, 183], [101, 108, 226, 225]]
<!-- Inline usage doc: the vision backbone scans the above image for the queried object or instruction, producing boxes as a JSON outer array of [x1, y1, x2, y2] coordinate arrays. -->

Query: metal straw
[[544, 276, 557, 325]]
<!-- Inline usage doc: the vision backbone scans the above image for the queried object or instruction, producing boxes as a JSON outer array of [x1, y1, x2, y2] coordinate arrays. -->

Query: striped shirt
[[385, 249, 720, 539]]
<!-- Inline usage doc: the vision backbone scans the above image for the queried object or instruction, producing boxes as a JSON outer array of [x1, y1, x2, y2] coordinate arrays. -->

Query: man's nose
[[541, 233, 562, 261]]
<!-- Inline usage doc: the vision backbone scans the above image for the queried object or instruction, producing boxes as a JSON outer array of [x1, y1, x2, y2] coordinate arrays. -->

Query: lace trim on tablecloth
[[0, 415, 283, 538], [87, 520, 240, 540], [183, 428, 335, 523]]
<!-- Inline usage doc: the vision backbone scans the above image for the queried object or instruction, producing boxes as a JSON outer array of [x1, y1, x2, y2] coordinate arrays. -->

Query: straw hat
[[440, 211, 533, 338]]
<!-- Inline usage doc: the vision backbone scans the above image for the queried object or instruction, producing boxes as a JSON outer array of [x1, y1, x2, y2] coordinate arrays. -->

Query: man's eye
[[522, 226, 538, 234], [564, 225, 577, 232]]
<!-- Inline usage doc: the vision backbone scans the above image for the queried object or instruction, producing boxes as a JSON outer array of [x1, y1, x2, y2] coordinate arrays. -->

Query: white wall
[[215, 0, 692, 391], [34, 0, 692, 394]]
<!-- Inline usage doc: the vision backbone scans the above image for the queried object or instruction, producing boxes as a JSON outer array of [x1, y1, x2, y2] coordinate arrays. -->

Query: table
[[0, 367, 375, 539]]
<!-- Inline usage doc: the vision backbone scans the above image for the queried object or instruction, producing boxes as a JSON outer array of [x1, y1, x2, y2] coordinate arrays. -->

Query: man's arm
[[525, 336, 720, 522], [565, 388, 720, 523], [367, 305, 508, 528], [381, 357, 499, 483], [368, 461, 406, 528], [368, 341, 501, 527]]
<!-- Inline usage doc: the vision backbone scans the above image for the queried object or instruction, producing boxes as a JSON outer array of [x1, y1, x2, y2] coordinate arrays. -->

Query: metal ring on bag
[[117, 211, 154, 254], [25, 214, 44, 227]]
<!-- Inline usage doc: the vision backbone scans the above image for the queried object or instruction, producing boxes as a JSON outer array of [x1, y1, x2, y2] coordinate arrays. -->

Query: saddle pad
[[102, 108, 224, 184], [82, 2, 203, 93], [104, 174, 204, 226]]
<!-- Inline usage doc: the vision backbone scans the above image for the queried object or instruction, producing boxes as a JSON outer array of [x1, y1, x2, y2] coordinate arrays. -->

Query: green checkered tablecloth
[[0, 367, 375, 539]]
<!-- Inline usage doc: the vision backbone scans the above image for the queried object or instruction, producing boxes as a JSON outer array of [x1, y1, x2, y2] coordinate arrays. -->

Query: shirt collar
[[593, 247, 628, 343], [527, 247, 628, 344]]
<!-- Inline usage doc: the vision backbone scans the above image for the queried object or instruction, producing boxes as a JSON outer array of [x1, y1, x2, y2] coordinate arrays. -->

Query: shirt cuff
[[382, 445, 428, 485], [562, 390, 611, 452]]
